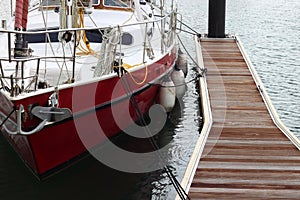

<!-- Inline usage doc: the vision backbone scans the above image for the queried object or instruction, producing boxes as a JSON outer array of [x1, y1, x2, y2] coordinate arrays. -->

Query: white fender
[[176, 49, 188, 77], [159, 79, 176, 113], [171, 69, 186, 99]]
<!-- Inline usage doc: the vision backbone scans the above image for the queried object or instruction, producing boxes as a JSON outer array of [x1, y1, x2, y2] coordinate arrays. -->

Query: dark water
[[1, 0, 300, 199], [226, 0, 300, 135]]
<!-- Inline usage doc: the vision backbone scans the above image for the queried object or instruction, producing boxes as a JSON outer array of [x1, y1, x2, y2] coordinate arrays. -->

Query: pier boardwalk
[[178, 36, 300, 199]]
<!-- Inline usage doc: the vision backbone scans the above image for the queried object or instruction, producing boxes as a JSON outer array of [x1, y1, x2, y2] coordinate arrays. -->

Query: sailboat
[[0, 0, 181, 178]]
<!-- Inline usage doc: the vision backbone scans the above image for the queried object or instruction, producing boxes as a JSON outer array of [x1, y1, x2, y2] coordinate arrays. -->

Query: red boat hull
[[0, 50, 176, 178]]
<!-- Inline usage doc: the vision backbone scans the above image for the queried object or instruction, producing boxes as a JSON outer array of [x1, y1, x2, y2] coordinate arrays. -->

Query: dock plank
[[187, 38, 300, 199]]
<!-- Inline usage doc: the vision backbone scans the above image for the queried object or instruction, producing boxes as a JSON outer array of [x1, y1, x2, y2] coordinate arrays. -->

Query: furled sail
[[14, 0, 28, 30]]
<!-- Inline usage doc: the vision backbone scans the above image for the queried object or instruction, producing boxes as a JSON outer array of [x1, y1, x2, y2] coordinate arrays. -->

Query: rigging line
[[133, 4, 156, 57], [76, 10, 96, 56], [122, 63, 149, 85], [60, 42, 71, 85], [150, 7, 165, 43], [122, 9, 135, 25], [56, 44, 66, 86], [159, 74, 200, 88], [151, 74, 199, 87], [125, 80, 190, 200], [120, 75, 190, 200], [39, 0, 48, 81], [65, 1, 100, 60], [39, 0, 64, 77], [111, 0, 129, 7], [0, 108, 15, 128], [165, 166, 187, 200], [178, 28, 198, 36], [121, 67, 200, 88], [58, 44, 73, 86], [0, 61, 10, 88], [165, 168, 186, 200], [77, 0, 104, 37], [177, 34, 207, 76], [140, 6, 149, 17], [177, 18, 200, 35], [120, 76, 176, 196]]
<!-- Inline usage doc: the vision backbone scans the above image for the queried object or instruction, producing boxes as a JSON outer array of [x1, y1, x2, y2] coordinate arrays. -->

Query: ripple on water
[[227, 0, 300, 136]]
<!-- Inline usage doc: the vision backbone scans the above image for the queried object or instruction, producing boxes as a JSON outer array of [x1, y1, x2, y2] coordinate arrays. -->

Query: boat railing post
[[117, 26, 122, 73], [0, 61, 5, 89], [72, 30, 77, 83], [8, 32, 12, 63], [21, 61, 24, 91], [160, 0, 165, 54], [10, 74, 14, 97], [10, 0, 14, 17], [34, 58, 41, 91], [162, 17, 166, 54], [13, 61, 20, 96], [175, 11, 182, 34], [1, 20, 7, 29], [67, 0, 73, 29], [143, 22, 148, 63]]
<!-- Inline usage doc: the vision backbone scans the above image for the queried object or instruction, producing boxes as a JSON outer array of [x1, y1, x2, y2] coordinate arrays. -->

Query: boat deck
[[180, 37, 300, 199]]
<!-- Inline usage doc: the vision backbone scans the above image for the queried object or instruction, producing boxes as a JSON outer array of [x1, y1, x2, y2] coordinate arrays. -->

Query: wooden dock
[[178, 36, 300, 199]]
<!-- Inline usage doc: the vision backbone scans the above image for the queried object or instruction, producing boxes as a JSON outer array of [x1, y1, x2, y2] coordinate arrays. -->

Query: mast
[[14, 0, 30, 57], [59, 0, 78, 42]]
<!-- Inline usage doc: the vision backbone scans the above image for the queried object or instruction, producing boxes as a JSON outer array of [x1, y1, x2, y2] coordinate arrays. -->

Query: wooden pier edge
[[235, 35, 300, 150], [175, 35, 300, 200], [175, 35, 213, 200]]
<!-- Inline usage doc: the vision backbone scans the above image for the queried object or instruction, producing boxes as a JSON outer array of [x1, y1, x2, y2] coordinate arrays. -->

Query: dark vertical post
[[208, 0, 226, 38], [34, 58, 40, 91], [72, 30, 77, 83], [8, 33, 11, 62]]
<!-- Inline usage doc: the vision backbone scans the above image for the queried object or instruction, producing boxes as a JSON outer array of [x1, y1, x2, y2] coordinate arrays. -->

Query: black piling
[[208, 0, 226, 38]]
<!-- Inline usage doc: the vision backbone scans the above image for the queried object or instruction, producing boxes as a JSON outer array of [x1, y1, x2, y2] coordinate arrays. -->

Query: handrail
[[0, 56, 74, 62], [235, 35, 300, 150], [175, 35, 213, 200], [0, 11, 176, 35]]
